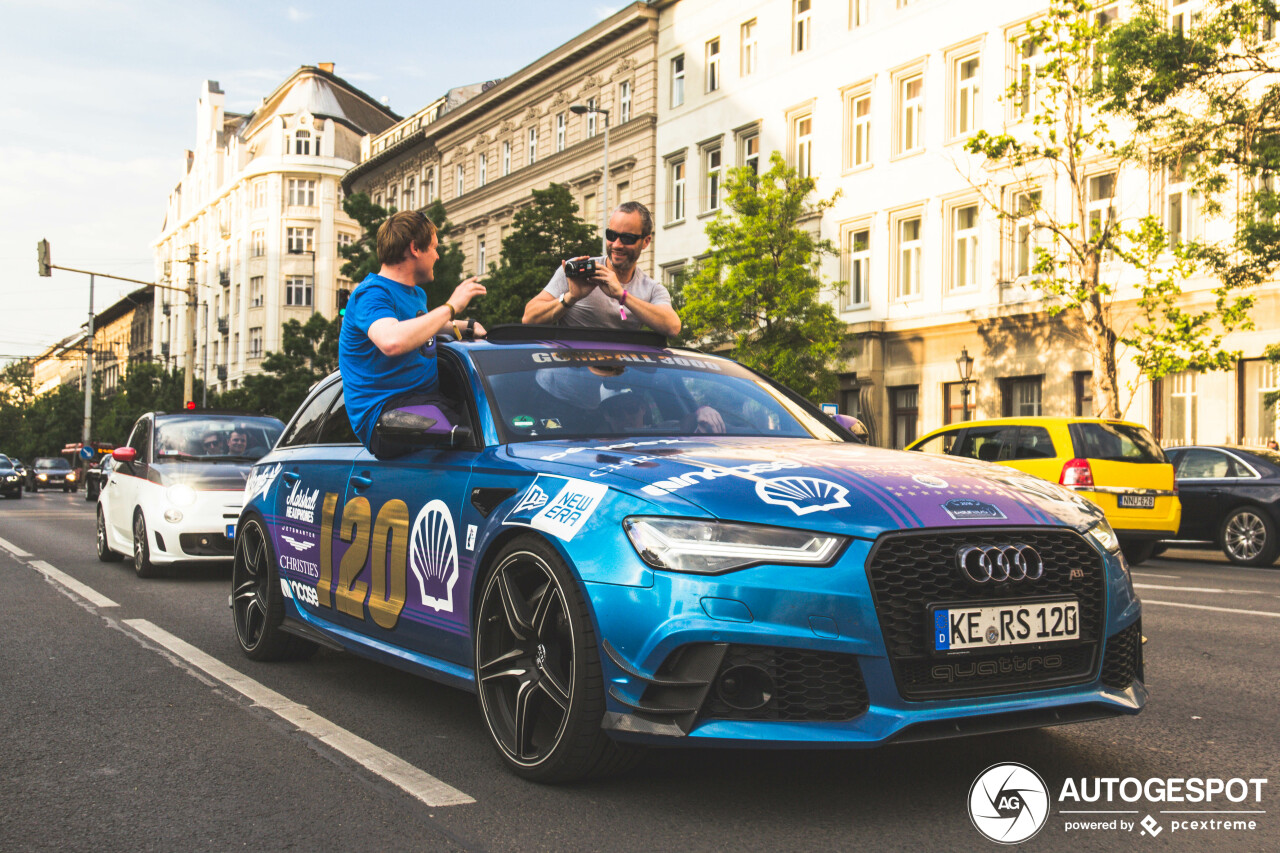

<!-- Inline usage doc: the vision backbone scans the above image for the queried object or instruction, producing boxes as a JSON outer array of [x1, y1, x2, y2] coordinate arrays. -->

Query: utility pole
[[185, 244, 198, 407], [83, 274, 95, 447]]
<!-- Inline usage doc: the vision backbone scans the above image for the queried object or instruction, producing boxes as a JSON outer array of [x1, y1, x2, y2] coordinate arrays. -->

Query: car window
[[1069, 422, 1166, 463], [127, 419, 151, 461], [155, 415, 283, 460], [36, 458, 71, 470], [1175, 448, 1247, 479], [952, 425, 1018, 462], [1014, 426, 1056, 460], [910, 430, 961, 455], [281, 382, 342, 448], [316, 391, 359, 445]]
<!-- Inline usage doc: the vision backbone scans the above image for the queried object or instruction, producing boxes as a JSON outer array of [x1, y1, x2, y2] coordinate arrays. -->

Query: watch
[[558, 292, 571, 307]]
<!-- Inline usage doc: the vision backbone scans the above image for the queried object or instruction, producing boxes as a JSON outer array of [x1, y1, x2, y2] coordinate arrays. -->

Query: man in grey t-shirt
[[522, 202, 680, 335]]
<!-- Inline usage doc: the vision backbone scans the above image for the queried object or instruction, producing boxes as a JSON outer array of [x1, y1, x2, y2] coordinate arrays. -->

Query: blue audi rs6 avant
[[232, 327, 1145, 781]]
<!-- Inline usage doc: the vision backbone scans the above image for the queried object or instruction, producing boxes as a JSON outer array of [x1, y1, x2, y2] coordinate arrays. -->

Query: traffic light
[[185, 400, 196, 410], [337, 287, 351, 317], [37, 239, 51, 277]]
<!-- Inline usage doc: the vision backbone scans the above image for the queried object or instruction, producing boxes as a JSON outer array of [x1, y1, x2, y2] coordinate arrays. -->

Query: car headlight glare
[[624, 517, 845, 574], [1085, 519, 1121, 555], [166, 484, 197, 507], [37, 474, 47, 481]]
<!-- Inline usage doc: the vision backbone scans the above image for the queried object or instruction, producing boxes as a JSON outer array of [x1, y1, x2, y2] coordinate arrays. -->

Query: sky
[[0, 0, 625, 363]]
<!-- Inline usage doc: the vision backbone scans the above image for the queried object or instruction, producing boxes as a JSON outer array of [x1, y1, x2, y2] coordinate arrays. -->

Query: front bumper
[[146, 490, 242, 564]]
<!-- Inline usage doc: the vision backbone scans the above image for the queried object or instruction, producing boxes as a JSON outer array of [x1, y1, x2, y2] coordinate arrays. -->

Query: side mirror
[[832, 414, 869, 444], [112, 447, 137, 464], [375, 404, 473, 449]]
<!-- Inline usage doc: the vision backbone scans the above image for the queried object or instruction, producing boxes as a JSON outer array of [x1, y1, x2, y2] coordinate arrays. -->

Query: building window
[[954, 54, 980, 136], [1012, 189, 1043, 278], [286, 227, 314, 254], [387, 186, 398, 212], [586, 98, 598, 138], [1073, 370, 1095, 416], [556, 113, 566, 152], [250, 276, 263, 307], [616, 180, 629, 202], [1017, 35, 1045, 119], [669, 157, 687, 222], [403, 176, 415, 210], [1243, 358, 1280, 445], [706, 38, 721, 92], [1001, 376, 1043, 417], [851, 0, 869, 27], [293, 129, 312, 155], [703, 145, 722, 213], [896, 215, 923, 298], [671, 55, 685, 107], [374, 192, 384, 209], [891, 385, 919, 449], [950, 203, 980, 290], [249, 327, 263, 359], [619, 81, 631, 123], [794, 0, 813, 53], [896, 73, 924, 155], [477, 236, 487, 273], [337, 232, 354, 251], [1167, 162, 1201, 248], [944, 382, 975, 425], [1169, 0, 1197, 36], [251, 230, 265, 258], [253, 181, 266, 209], [583, 193, 596, 228], [528, 127, 538, 164], [425, 166, 436, 202], [478, 153, 487, 187], [502, 141, 511, 177], [741, 19, 758, 75], [285, 276, 312, 307], [845, 226, 870, 308], [286, 178, 315, 207], [793, 113, 813, 178], [1164, 370, 1198, 446], [849, 91, 872, 168], [742, 131, 760, 174], [1087, 171, 1117, 249], [455, 164, 465, 197]]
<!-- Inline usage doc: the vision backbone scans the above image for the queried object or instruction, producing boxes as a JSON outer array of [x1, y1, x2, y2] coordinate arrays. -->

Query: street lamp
[[957, 346, 975, 422], [569, 103, 610, 256]]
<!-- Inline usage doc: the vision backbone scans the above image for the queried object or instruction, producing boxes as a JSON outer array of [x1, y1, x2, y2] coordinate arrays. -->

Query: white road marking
[[1133, 582, 1275, 595], [1131, 572, 1179, 579], [0, 536, 32, 558], [122, 619, 474, 808], [29, 560, 118, 608], [1142, 600, 1280, 619]]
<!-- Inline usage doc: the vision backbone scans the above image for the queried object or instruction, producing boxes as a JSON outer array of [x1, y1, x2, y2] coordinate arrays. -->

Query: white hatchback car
[[96, 411, 284, 577]]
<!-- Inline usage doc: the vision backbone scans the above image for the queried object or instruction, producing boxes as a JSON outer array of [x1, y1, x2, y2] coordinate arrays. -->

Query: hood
[[150, 460, 253, 491], [507, 438, 1105, 539]]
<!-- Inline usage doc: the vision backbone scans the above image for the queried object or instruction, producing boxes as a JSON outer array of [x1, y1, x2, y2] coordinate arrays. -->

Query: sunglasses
[[605, 228, 647, 246]]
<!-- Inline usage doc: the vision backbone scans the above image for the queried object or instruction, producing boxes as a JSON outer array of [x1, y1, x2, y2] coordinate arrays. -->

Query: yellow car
[[907, 417, 1180, 565]]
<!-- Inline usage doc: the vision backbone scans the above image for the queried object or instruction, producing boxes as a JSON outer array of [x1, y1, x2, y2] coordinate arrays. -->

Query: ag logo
[[968, 763, 1050, 844]]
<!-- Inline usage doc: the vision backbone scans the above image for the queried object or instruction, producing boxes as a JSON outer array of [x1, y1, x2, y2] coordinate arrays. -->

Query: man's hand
[[563, 257, 598, 302], [590, 263, 625, 300], [449, 276, 486, 311], [691, 406, 726, 435]]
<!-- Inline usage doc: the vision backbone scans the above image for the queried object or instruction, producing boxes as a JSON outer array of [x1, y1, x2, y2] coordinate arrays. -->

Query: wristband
[[444, 301, 456, 319], [619, 289, 629, 321], [451, 321, 461, 338]]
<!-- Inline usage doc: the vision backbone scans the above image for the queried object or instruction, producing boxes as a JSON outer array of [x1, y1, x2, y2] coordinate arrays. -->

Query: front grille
[[1100, 620, 1142, 688], [179, 532, 233, 556], [696, 645, 870, 722], [865, 528, 1107, 700]]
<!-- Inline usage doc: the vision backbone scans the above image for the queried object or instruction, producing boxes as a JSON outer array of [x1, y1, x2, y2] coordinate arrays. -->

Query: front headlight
[[67, 471, 77, 481], [37, 473, 48, 481], [624, 517, 846, 574], [166, 484, 197, 507], [1085, 519, 1121, 555]]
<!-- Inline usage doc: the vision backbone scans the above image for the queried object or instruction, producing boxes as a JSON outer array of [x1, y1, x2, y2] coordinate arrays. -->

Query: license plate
[[933, 600, 1079, 652], [226, 523, 236, 540], [1118, 494, 1156, 509]]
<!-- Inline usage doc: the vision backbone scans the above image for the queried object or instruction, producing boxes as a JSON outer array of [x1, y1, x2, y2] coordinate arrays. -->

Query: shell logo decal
[[408, 499, 459, 612], [755, 476, 850, 516]]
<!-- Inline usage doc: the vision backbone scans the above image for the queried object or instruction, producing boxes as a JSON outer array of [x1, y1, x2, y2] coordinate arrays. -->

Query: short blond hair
[[377, 210, 436, 265]]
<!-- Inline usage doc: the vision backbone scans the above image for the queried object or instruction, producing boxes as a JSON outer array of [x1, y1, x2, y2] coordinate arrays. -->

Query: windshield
[[35, 458, 71, 470], [1069, 422, 1166, 464], [154, 415, 284, 461], [472, 348, 844, 443]]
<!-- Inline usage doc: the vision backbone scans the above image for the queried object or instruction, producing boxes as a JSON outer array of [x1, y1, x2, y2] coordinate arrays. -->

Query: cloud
[[287, 6, 310, 23]]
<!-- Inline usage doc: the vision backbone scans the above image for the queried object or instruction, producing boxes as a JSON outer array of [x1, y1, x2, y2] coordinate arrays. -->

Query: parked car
[[0, 455, 23, 499], [84, 454, 114, 502], [28, 456, 79, 492], [96, 411, 285, 577], [906, 417, 1180, 566], [1161, 445, 1280, 566], [231, 327, 1144, 782]]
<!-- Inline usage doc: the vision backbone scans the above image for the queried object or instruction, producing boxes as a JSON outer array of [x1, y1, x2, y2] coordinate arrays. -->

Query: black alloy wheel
[[97, 507, 122, 562], [231, 516, 315, 661], [474, 535, 638, 782], [132, 511, 160, 578], [1221, 507, 1280, 567]]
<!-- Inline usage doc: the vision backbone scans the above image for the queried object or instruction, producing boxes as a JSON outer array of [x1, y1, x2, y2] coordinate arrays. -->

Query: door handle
[[283, 471, 301, 485], [349, 474, 373, 490]]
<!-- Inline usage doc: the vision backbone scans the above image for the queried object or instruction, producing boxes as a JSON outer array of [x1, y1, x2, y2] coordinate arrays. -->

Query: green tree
[[680, 152, 846, 403], [472, 183, 597, 326], [965, 0, 1252, 418], [423, 198, 466, 311], [217, 313, 339, 421], [339, 192, 388, 282]]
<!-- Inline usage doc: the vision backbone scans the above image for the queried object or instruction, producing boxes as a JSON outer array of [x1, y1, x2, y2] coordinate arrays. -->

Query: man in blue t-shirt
[[339, 210, 485, 456]]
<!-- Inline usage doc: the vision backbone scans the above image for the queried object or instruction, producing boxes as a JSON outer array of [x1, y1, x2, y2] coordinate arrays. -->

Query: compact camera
[[564, 257, 598, 278]]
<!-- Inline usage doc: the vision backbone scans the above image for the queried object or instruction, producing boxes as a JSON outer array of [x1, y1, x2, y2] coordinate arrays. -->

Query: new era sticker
[[505, 476, 608, 542]]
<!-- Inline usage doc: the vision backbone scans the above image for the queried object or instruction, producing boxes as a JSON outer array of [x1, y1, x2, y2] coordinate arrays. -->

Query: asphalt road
[[2, 492, 1278, 852]]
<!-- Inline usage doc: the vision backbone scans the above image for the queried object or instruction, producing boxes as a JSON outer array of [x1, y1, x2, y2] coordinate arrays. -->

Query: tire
[[63, 486, 70, 493], [1220, 507, 1280, 567], [97, 507, 122, 562], [474, 535, 640, 783], [13, 489, 20, 500], [231, 516, 316, 661], [132, 510, 161, 578], [1121, 540, 1156, 566], [85, 484, 97, 502]]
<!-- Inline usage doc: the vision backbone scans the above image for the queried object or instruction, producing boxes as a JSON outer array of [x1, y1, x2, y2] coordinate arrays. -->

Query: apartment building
[[345, 2, 660, 284], [653, 0, 1280, 447], [153, 67, 398, 393]]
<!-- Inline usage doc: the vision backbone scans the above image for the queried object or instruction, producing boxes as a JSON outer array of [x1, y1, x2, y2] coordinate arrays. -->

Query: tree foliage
[[339, 192, 388, 283], [471, 183, 597, 327], [216, 313, 339, 421], [965, 0, 1252, 418], [680, 152, 846, 403], [423, 198, 466, 311]]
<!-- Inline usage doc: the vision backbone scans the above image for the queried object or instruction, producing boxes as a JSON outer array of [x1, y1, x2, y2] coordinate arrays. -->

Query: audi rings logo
[[958, 544, 1044, 584]]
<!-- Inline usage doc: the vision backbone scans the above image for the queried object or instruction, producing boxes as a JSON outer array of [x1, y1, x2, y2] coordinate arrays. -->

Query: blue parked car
[[232, 327, 1144, 782]]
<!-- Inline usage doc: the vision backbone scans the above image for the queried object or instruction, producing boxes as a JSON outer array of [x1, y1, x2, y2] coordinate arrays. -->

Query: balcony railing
[[217, 315, 229, 334], [216, 365, 228, 381], [218, 269, 230, 286]]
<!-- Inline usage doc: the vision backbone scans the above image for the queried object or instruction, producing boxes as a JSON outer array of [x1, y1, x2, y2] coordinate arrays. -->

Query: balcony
[[162, 302, 171, 316], [218, 269, 230, 286], [216, 365, 228, 381], [217, 315, 229, 335], [160, 342, 170, 357]]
